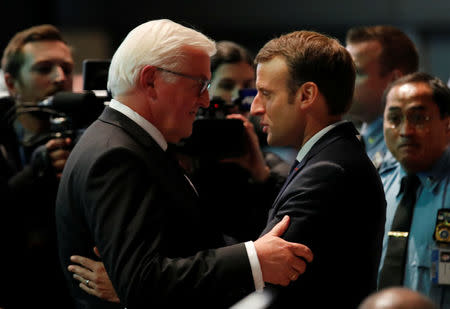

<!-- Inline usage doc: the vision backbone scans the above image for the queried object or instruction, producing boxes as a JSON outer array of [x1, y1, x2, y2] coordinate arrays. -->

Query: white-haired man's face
[[151, 46, 211, 143]]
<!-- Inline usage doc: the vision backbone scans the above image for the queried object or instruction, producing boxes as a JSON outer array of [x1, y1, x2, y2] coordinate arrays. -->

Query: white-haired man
[[55, 19, 313, 309]]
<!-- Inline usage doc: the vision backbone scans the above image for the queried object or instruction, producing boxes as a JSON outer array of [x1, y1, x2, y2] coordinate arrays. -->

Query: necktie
[[378, 174, 421, 289]]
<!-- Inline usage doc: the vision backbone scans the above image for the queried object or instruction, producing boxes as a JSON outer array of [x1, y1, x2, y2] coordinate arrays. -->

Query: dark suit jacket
[[55, 107, 254, 309], [260, 122, 386, 309]]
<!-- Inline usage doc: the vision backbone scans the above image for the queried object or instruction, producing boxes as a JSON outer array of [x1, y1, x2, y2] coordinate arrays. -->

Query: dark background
[[2, 0, 450, 82]]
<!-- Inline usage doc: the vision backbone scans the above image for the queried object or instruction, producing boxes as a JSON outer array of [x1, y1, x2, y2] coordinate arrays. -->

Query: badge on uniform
[[431, 209, 450, 285]]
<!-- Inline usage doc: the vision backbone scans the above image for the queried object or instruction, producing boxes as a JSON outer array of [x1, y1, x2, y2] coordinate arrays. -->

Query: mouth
[[398, 142, 419, 150], [260, 121, 269, 134]]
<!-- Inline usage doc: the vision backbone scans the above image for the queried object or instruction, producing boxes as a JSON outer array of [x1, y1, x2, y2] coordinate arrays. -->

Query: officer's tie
[[378, 174, 421, 288]]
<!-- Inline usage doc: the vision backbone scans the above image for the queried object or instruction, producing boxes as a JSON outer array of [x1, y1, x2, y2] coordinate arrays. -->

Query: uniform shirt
[[379, 147, 450, 306], [360, 116, 397, 171], [360, 117, 386, 168]]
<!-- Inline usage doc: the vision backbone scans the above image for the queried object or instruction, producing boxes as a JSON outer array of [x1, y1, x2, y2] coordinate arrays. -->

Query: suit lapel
[[98, 107, 199, 199], [270, 122, 358, 211]]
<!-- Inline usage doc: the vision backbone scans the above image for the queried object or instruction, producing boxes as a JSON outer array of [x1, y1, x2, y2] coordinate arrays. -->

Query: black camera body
[[178, 89, 257, 160], [178, 96, 246, 160]]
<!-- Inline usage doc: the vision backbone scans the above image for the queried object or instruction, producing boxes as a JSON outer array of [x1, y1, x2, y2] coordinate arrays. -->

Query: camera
[[434, 209, 450, 243], [177, 89, 257, 160], [14, 91, 107, 149], [1, 59, 112, 150]]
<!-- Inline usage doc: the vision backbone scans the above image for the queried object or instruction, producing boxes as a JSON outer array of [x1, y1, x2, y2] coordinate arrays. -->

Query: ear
[[295, 82, 318, 110], [138, 65, 157, 97], [3, 72, 17, 96]]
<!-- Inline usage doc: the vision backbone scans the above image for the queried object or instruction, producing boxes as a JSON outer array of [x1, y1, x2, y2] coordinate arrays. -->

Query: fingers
[[45, 137, 71, 151], [290, 243, 314, 263], [73, 273, 93, 287], [68, 264, 93, 281], [93, 247, 101, 258], [289, 271, 300, 282], [267, 215, 290, 237], [46, 138, 71, 173], [79, 281, 97, 296], [70, 255, 97, 270], [226, 113, 247, 121]]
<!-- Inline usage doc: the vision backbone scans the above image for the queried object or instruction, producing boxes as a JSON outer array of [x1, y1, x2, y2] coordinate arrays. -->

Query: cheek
[[383, 128, 397, 150]]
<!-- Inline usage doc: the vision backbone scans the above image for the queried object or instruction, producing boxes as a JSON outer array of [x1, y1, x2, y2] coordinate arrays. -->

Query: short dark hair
[[383, 72, 450, 118], [346, 25, 419, 76], [255, 30, 355, 115], [211, 41, 254, 76], [1, 24, 67, 79]]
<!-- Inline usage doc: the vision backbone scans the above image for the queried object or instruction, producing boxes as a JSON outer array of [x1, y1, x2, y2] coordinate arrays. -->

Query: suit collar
[[296, 121, 358, 170], [272, 121, 359, 207], [99, 106, 164, 152], [108, 99, 167, 150]]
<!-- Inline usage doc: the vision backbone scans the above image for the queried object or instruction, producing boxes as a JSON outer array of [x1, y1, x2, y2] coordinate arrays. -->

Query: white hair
[[107, 19, 216, 97]]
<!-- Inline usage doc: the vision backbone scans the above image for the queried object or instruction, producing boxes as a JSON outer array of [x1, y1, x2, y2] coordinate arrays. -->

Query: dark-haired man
[[346, 25, 419, 170], [1, 24, 74, 307], [250, 29, 386, 308]]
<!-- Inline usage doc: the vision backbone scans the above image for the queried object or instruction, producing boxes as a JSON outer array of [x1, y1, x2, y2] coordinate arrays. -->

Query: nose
[[399, 119, 416, 136], [53, 65, 67, 83], [250, 93, 264, 116], [198, 90, 210, 108]]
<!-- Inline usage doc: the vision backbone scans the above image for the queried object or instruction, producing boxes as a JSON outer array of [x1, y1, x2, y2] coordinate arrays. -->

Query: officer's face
[[384, 82, 450, 173]]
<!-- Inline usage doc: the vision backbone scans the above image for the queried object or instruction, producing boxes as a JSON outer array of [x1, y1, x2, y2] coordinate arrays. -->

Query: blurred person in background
[[358, 287, 437, 309], [0, 24, 75, 308], [345, 25, 419, 170]]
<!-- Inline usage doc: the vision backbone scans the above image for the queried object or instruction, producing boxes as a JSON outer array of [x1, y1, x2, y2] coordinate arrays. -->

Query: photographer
[[1, 24, 75, 308]]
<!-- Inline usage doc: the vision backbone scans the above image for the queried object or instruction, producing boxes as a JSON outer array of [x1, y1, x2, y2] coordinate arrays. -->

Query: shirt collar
[[397, 146, 450, 196], [295, 120, 348, 163], [108, 99, 168, 151]]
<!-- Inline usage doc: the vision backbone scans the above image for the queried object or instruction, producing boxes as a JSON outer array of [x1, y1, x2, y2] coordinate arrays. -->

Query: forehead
[[346, 40, 382, 65], [213, 61, 254, 79], [386, 82, 436, 111], [178, 46, 211, 79], [21, 40, 73, 64], [256, 56, 289, 88]]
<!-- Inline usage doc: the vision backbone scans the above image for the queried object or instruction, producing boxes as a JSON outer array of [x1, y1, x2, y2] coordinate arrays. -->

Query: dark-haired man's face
[[346, 40, 395, 123], [251, 56, 303, 149], [383, 81, 450, 173], [6, 40, 73, 104]]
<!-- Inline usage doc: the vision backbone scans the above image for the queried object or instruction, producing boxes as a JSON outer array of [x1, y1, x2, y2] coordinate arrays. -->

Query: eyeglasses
[[385, 112, 431, 129], [156, 67, 210, 96]]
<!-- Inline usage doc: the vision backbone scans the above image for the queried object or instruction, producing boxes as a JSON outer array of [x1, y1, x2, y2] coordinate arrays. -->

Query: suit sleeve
[[83, 148, 254, 308]]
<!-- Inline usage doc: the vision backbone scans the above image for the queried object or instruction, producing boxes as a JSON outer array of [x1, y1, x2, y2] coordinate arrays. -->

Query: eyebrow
[[387, 106, 427, 112]]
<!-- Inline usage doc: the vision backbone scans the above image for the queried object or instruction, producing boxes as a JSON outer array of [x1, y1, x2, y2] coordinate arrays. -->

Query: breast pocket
[[408, 241, 432, 291]]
